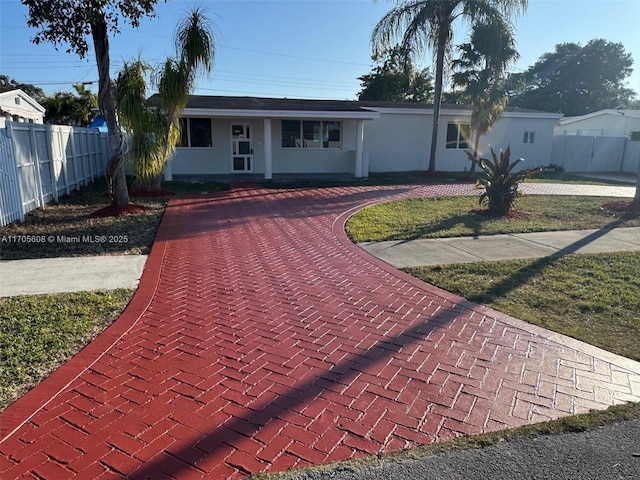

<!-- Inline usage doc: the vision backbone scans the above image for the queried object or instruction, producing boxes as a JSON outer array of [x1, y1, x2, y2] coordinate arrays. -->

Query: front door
[[231, 123, 253, 173]]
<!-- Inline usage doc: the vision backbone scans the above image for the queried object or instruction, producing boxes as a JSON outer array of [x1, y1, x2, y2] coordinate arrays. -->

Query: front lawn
[[346, 195, 640, 243], [0, 289, 134, 410]]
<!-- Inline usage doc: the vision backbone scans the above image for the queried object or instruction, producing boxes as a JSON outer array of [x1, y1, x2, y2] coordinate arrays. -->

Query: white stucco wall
[[364, 110, 560, 172], [170, 117, 361, 175], [170, 110, 560, 175], [554, 112, 640, 137]]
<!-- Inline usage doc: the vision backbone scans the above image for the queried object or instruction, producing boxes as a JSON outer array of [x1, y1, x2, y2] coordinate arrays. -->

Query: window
[[178, 117, 212, 147], [14, 97, 21, 105], [281, 120, 341, 149], [523, 131, 536, 144], [446, 123, 470, 149]]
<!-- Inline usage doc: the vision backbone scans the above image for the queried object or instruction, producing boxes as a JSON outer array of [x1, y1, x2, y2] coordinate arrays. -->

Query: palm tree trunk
[[90, 11, 129, 207], [428, 34, 447, 173], [470, 132, 480, 175]]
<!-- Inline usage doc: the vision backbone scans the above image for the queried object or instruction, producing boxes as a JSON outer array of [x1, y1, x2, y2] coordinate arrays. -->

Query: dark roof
[[148, 94, 370, 112], [147, 94, 557, 115]]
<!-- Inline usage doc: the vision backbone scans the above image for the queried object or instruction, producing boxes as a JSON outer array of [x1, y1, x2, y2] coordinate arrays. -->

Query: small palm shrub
[[464, 145, 538, 215]]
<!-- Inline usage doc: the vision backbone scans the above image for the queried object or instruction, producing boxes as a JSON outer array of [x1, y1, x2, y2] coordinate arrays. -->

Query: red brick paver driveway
[[2, 184, 640, 479]]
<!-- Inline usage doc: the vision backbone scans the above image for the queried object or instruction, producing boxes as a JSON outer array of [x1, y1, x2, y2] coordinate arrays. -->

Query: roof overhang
[[559, 109, 640, 125], [361, 106, 563, 120], [180, 108, 380, 120], [0, 89, 46, 115]]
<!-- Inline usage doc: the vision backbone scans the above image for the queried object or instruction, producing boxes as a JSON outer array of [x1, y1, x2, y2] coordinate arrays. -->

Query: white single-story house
[[153, 95, 562, 179], [554, 109, 640, 138], [0, 89, 45, 128]]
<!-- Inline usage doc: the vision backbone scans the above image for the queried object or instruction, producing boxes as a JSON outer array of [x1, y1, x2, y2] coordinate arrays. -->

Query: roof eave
[[181, 108, 380, 120]]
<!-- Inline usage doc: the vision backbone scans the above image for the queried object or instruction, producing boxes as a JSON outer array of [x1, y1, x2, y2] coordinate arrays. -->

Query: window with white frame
[[281, 120, 341, 149], [523, 131, 536, 143], [446, 123, 470, 149], [178, 117, 213, 147]]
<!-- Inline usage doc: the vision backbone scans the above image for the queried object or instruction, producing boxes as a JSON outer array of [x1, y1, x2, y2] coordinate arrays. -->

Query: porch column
[[355, 119, 364, 178], [264, 118, 272, 180]]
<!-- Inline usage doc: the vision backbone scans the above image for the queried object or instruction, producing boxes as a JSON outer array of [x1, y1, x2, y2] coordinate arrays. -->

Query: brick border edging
[[332, 196, 640, 374], [0, 200, 177, 443]]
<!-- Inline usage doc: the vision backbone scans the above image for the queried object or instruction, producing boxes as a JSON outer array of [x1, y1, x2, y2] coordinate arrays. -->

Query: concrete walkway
[[1, 182, 638, 480], [361, 227, 640, 268], [0, 255, 148, 297]]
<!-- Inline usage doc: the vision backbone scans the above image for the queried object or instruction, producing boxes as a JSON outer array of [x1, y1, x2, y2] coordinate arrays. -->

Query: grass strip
[[0, 289, 134, 410]]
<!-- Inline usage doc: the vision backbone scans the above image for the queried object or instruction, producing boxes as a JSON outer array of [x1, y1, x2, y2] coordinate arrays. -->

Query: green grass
[[346, 195, 640, 243], [0, 289, 134, 409], [405, 252, 640, 361]]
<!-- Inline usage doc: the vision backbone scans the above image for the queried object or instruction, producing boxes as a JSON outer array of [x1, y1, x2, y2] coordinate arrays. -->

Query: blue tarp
[[88, 114, 107, 132]]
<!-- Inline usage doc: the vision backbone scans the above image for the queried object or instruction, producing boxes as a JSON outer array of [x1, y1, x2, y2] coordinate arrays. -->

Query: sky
[[0, 0, 639, 102]]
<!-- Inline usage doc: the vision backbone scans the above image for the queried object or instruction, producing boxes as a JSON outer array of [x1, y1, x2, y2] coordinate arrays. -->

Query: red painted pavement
[[2, 184, 640, 479]]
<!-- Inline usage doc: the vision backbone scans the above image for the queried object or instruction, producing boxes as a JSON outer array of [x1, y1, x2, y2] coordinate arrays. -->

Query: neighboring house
[[0, 89, 45, 128], [153, 95, 562, 179], [554, 109, 640, 138]]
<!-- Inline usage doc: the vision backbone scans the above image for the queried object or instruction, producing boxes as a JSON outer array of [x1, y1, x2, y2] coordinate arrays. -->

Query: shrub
[[464, 145, 538, 215]]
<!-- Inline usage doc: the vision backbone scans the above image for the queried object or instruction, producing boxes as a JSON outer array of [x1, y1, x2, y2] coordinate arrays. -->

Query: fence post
[[45, 124, 59, 203], [6, 123, 25, 222], [27, 124, 47, 209]]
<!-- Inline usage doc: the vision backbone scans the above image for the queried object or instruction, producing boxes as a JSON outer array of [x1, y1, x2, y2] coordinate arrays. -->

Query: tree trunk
[[470, 133, 480, 175], [90, 11, 129, 207], [428, 33, 447, 173]]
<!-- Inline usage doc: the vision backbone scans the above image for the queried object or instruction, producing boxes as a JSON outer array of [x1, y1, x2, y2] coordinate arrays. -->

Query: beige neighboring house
[[554, 109, 640, 138], [0, 89, 46, 128]]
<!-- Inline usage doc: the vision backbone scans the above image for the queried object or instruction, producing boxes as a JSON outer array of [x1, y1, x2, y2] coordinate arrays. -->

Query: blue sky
[[1, 0, 639, 102]]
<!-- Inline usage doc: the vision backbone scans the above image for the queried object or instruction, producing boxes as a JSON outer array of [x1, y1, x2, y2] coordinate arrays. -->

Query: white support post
[[355, 119, 364, 178], [264, 118, 272, 180]]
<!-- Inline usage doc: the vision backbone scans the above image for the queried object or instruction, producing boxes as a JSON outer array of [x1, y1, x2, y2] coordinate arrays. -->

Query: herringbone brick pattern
[[2, 183, 639, 479]]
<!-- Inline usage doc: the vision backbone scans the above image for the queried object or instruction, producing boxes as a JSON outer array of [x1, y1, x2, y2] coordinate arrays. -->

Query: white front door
[[231, 123, 253, 173]]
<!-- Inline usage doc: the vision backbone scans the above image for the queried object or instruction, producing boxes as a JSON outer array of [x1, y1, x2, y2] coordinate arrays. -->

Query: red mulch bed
[[604, 201, 640, 214], [471, 209, 529, 219], [92, 204, 150, 218]]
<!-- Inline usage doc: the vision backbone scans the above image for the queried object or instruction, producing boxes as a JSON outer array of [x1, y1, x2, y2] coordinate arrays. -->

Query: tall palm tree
[[372, 0, 527, 173], [117, 7, 215, 191], [451, 16, 519, 174]]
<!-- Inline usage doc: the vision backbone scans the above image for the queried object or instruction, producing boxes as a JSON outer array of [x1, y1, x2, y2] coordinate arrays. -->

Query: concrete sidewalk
[[0, 255, 147, 297], [360, 227, 640, 269]]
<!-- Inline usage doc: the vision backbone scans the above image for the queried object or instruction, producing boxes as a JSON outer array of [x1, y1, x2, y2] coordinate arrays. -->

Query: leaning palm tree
[[117, 7, 215, 191], [372, 0, 527, 173], [451, 16, 519, 174]]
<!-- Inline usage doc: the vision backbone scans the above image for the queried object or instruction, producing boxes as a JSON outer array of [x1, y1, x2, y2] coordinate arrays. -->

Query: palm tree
[[117, 7, 215, 191], [451, 16, 519, 174], [371, 0, 527, 173]]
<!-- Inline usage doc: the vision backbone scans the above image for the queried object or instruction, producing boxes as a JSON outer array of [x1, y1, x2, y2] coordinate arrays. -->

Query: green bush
[[465, 145, 538, 215]]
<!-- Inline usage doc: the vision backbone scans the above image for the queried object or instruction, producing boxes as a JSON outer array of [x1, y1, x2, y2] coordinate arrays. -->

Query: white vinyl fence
[[0, 122, 109, 226], [551, 135, 640, 174]]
